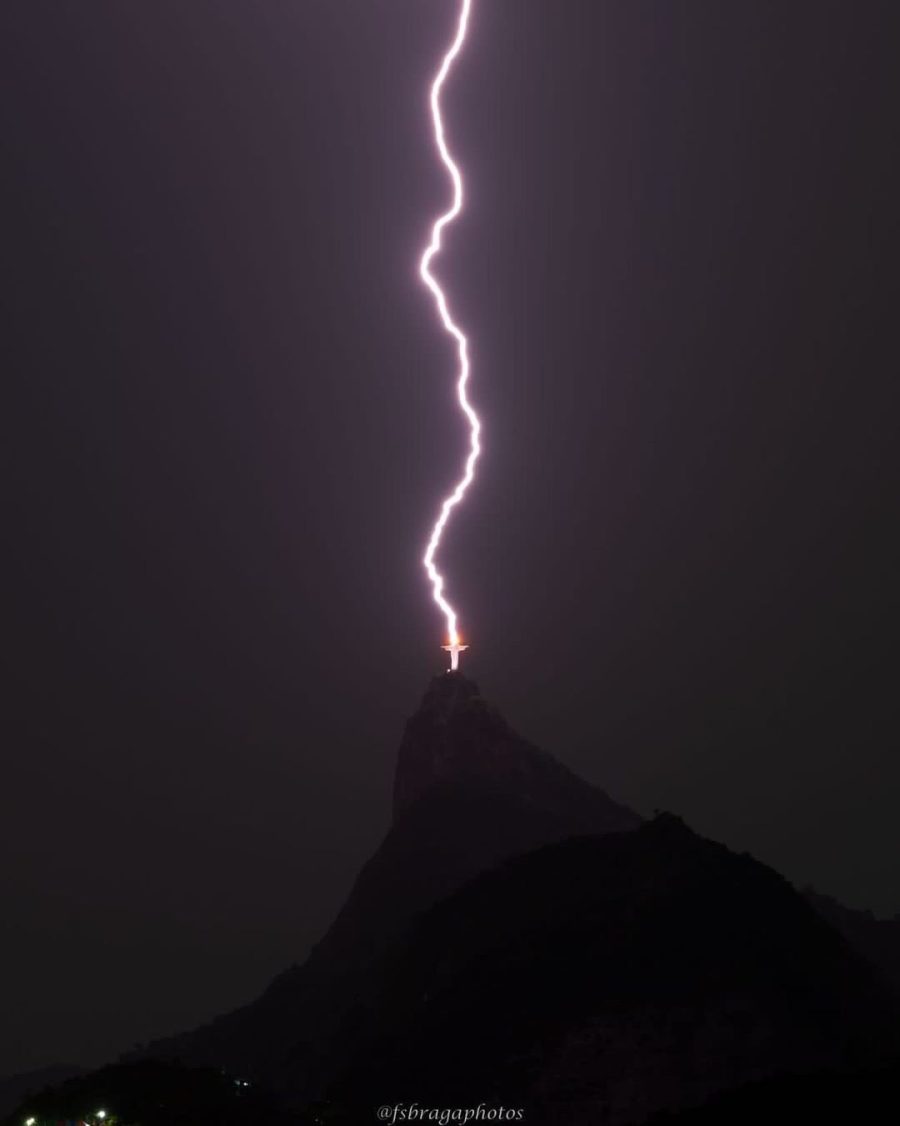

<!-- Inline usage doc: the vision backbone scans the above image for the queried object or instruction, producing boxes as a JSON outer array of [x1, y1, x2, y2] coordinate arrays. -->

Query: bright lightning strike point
[[419, 0, 480, 674]]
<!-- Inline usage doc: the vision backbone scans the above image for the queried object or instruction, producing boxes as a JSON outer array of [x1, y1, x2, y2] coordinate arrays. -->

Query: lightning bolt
[[419, 0, 480, 666]]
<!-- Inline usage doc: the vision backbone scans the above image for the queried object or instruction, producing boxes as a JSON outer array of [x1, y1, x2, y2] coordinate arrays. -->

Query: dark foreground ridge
[[0, 1065, 84, 1121], [330, 814, 900, 1123], [7, 678, 900, 1125]]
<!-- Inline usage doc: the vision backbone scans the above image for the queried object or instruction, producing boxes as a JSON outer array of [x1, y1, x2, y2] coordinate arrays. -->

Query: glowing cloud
[[419, 0, 480, 669]]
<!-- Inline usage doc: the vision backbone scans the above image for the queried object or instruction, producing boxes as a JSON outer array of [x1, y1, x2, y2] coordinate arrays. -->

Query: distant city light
[[96, 1113, 107, 1121], [25, 1118, 36, 1125]]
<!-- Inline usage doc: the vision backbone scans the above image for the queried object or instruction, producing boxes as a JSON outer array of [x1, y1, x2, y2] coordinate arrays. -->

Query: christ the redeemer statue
[[442, 641, 469, 672]]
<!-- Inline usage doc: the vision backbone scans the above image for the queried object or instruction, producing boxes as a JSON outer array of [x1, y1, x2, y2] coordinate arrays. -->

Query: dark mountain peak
[[416, 669, 484, 714], [392, 672, 504, 815], [132, 677, 641, 1094], [393, 673, 640, 832], [394, 672, 502, 771]]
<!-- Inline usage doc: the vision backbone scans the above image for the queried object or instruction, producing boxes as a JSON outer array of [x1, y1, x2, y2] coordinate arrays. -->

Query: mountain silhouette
[[11, 675, 898, 1124], [327, 814, 898, 1123], [131, 674, 641, 1098], [805, 889, 900, 995]]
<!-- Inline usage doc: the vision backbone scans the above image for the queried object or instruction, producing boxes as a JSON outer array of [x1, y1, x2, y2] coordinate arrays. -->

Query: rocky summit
[[393, 673, 641, 833]]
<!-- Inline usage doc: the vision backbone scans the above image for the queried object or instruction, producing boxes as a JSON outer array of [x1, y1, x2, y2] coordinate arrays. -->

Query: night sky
[[3, 0, 898, 1077]]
